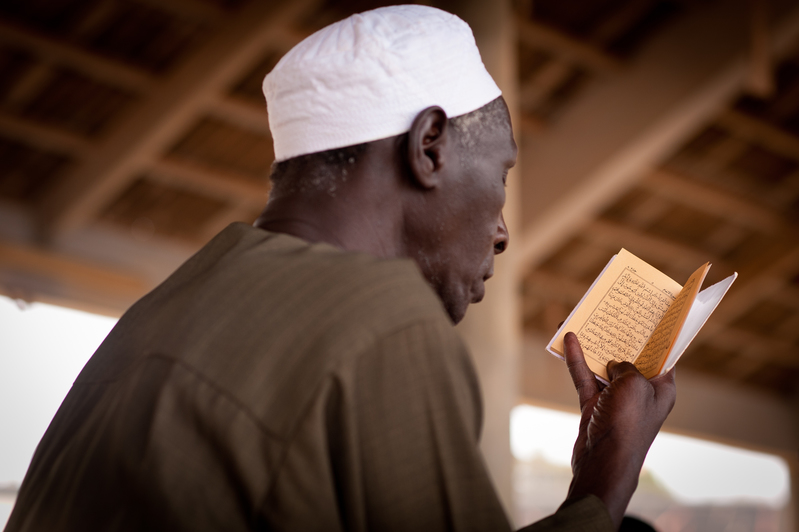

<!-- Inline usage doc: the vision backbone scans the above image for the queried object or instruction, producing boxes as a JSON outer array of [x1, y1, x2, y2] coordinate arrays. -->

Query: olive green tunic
[[7, 223, 612, 531]]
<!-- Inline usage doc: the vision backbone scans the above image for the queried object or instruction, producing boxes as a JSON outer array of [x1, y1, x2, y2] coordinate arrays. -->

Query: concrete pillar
[[432, 0, 521, 515]]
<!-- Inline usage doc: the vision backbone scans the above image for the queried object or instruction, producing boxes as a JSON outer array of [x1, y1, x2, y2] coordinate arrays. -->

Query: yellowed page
[[548, 249, 682, 381], [633, 262, 710, 379]]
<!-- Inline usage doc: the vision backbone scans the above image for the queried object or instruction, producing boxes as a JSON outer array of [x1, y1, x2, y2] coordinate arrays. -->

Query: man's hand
[[562, 332, 676, 529]]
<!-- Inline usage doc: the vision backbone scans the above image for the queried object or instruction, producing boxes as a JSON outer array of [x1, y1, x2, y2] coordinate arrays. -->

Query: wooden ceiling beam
[[0, 114, 91, 158], [0, 239, 149, 317], [37, 0, 322, 240], [0, 21, 155, 94], [208, 98, 271, 137], [690, 248, 799, 350], [590, 0, 655, 46], [150, 159, 268, 207], [516, 0, 799, 275], [704, 329, 798, 368], [585, 218, 717, 271], [516, 18, 622, 74], [716, 108, 799, 161], [643, 168, 786, 233], [523, 270, 592, 303], [133, 0, 227, 22], [519, 58, 574, 111]]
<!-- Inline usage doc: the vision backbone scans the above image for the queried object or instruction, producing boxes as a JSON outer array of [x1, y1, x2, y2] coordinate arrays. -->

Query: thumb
[[564, 332, 600, 409]]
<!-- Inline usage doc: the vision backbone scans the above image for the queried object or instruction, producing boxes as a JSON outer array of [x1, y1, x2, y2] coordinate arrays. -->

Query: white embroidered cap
[[262, 4, 502, 162]]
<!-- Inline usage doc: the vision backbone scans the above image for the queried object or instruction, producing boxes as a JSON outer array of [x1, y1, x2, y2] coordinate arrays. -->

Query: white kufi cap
[[263, 5, 502, 162]]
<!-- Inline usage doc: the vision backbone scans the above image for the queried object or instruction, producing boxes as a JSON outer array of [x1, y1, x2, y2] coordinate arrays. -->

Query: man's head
[[259, 5, 516, 323], [402, 97, 515, 323]]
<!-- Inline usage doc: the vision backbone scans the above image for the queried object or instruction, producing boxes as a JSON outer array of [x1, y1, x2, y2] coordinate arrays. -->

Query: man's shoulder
[[218, 223, 451, 331]]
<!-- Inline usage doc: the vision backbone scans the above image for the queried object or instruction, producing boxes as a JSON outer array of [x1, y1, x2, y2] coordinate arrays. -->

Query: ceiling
[[0, 0, 797, 402]]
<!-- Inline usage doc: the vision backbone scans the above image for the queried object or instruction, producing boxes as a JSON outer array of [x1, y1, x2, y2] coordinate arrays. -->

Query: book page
[[659, 272, 737, 374], [633, 262, 710, 379], [548, 249, 682, 381]]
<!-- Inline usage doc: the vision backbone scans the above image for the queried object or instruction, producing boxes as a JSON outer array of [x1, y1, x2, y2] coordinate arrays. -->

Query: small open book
[[547, 249, 737, 382]]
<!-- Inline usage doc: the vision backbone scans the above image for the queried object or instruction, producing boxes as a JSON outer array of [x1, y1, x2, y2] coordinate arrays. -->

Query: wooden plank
[[585, 218, 718, 271], [209, 98, 271, 136], [0, 21, 155, 93], [0, 114, 91, 157], [0, 240, 150, 316], [516, 18, 622, 74], [717, 108, 799, 160], [519, 58, 575, 111], [692, 248, 799, 353], [150, 158, 268, 206], [516, 0, 799, 275], [38, 0, 322, 238], [746, 0, 775, 97], [590, 0, 655, 46], [134, 0, 227, 22], [643, 168, 785, 232], [523, 270, 591, 302], [2, 62, 53, 110]]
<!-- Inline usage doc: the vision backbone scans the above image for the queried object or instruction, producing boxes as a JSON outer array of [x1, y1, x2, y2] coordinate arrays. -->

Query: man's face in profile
[[416, 101, 517, 323]]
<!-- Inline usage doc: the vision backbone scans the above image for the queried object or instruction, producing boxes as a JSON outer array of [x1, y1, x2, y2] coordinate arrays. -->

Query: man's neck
[[254, 196, 404, 259]]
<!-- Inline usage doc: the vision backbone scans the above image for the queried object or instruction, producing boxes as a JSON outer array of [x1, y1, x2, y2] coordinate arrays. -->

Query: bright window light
[[0, 296, 117, 484], [511, 404, 791, 508]]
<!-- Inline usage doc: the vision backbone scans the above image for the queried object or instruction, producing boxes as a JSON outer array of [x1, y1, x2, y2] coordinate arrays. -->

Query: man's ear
[[407, 106, 450, 189]]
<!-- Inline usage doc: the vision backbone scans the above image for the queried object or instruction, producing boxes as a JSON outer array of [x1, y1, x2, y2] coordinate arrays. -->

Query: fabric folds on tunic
[[7, 223, 612, 531]]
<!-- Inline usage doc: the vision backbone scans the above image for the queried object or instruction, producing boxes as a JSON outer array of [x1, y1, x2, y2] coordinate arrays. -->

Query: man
[[6, 5, 675, 531]]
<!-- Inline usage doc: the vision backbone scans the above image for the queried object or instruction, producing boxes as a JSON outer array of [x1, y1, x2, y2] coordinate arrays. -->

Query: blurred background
[[0, 0, 797, 530]]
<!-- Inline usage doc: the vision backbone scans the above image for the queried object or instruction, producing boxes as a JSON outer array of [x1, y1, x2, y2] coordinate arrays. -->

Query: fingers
[[605, 359, 639, 381], [564, 332, 600, 409], [650, 367, 677, 414], [606, 360, 678, 418]]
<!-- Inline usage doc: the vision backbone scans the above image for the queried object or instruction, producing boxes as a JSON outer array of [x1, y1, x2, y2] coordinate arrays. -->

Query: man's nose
[[493, 212, 509, 254]]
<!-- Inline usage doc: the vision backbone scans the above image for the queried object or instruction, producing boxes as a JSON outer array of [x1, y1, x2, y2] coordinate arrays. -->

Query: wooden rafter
[[590, 0, 655, 46], [37, 0, 323, 239], [516, 0, 799, 275], [150, 159, 268, 207], [642, 169, 785, 233], [519, 58, 575, 111], [209, 98, 271, 137], [0, 240, 149, 316], [0, 114, 91, 157], [133, 0, 227, 22], [0, 20, 155, 93], [585, 218, 721, 271], [717, 108, 799, 161], [516, 18, 622, 74]]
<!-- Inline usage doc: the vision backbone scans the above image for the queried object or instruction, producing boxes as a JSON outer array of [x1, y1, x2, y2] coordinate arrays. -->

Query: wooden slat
[[746, 0, 775, 97], [38, 0, 322, 238], [2, 62, 53, 110], [717, 109, 799, 161], [585, 218, 717, 271], [643, 168, 785, 232], [209, 98, 271, 137], [516, 18, 622, 74], [523, 270, 591, 303], [0, 240, 150, 316], [0, 21, 156, 93], [693, 248, 799, 342], [519, 58, 575, 111], [134, 0, 227, 22], [0, 114, 91, 157], [150, 158, 268, 206], [590, 0, 655, 46], [705, 329, 797, 367]]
